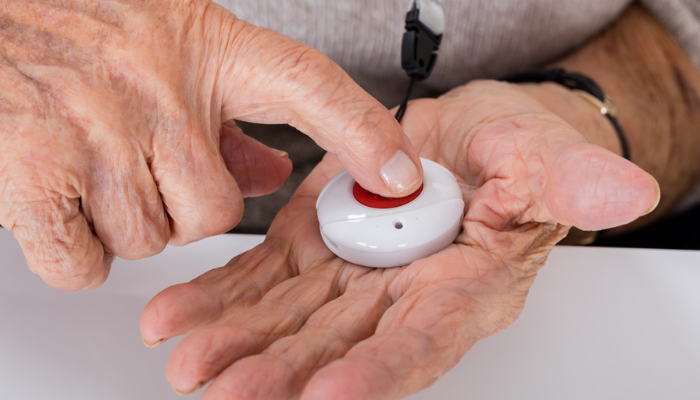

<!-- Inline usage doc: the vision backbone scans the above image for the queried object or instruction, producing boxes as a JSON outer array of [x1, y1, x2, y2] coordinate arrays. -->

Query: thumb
[[540, 142, 660, 231], [219, 121, 293, 198], [215, 19, 423, 197]]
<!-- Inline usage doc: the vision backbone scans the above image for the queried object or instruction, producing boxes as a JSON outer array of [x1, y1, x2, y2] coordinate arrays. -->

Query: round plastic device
[[316, 158, 464, 268]]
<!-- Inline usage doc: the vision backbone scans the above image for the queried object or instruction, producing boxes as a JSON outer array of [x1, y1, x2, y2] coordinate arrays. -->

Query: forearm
[[518, 5, 700, 232]]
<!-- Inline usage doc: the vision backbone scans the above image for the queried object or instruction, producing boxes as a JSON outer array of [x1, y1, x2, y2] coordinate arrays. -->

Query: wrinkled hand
[[140, 81, 659, 399], [0, 0, 422, 290]]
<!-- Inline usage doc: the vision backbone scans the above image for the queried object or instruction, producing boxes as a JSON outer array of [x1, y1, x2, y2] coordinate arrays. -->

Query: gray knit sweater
[[216, 0, 700, 104], [214, 0, 700, 231]]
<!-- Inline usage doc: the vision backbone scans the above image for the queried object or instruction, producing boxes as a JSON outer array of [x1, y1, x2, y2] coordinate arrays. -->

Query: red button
[[353, 182, 423, 209]]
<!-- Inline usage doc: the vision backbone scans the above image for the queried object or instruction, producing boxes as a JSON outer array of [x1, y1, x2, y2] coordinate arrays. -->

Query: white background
[[1, 228, 698, 399]]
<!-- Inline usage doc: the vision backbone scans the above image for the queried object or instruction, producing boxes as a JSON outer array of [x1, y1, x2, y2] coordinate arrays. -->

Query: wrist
[[549, 5, 700, 224], [516, 82, 624, 157]]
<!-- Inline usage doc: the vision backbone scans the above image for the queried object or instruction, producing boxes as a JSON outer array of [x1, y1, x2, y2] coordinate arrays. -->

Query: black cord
[[395, 77, 416, 123]]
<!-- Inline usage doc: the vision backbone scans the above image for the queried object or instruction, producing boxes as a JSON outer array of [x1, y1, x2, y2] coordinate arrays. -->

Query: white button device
[[316, 158, 464, 268]]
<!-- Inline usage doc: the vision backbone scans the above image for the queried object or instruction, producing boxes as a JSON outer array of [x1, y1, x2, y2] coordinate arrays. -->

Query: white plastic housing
[[316, 158, 464, 268]]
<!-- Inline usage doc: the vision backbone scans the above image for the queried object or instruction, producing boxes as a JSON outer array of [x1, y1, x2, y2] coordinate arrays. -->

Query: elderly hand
[[140, 81, 659, 399], [0, 0, 422, 291]]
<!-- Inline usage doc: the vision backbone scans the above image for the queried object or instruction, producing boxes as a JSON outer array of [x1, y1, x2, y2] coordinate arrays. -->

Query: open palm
[[140, 81, 658, 400]]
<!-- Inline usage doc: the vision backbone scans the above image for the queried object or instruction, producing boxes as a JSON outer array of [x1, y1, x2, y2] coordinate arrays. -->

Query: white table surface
[[1, 227, 699, 400]]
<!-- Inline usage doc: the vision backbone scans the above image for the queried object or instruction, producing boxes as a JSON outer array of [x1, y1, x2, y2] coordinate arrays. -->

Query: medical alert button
[[316, 158, 464, 268]]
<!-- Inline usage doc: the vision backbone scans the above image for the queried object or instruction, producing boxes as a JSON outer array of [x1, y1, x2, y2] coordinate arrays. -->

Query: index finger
[[214, 14, 423, 197]]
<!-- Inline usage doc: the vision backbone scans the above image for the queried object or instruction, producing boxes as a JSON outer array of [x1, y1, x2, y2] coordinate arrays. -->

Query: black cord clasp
[[396, 1, 444, 122], [401, 5, 443, 81]]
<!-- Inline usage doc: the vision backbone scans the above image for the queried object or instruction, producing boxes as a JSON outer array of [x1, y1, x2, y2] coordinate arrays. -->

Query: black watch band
[[500, 68, 631, 161]]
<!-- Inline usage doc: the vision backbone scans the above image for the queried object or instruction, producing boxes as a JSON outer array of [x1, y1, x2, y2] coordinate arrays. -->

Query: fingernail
[[272, 148, 289, 158], [142, 337, 164, 348], [174, 383, 203, 396], [642, 177, 661, 216], [380, 150, 421, 194]]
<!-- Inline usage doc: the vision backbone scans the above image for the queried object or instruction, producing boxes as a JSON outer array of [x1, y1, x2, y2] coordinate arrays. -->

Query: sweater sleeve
[[641, 0, 700, 211], [641, 0, 700, 71]]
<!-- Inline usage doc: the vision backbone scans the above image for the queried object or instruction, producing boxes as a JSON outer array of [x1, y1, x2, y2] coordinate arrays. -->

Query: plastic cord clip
[[401, 1, 444, 81], [395, 1, 445, 122]]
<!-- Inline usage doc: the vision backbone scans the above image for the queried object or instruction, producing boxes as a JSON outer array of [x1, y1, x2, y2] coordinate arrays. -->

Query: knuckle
[[32, 242, 106, 291], [170, 196, 244, 246], [106, 229, 167, 260], [117, 235, 168, 260], [28, 229, 96, 275], [9, 193, 106, 290], [11, 192, 77, 235], [282, 46, 335, 79], [91, 192, 170, 260]]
